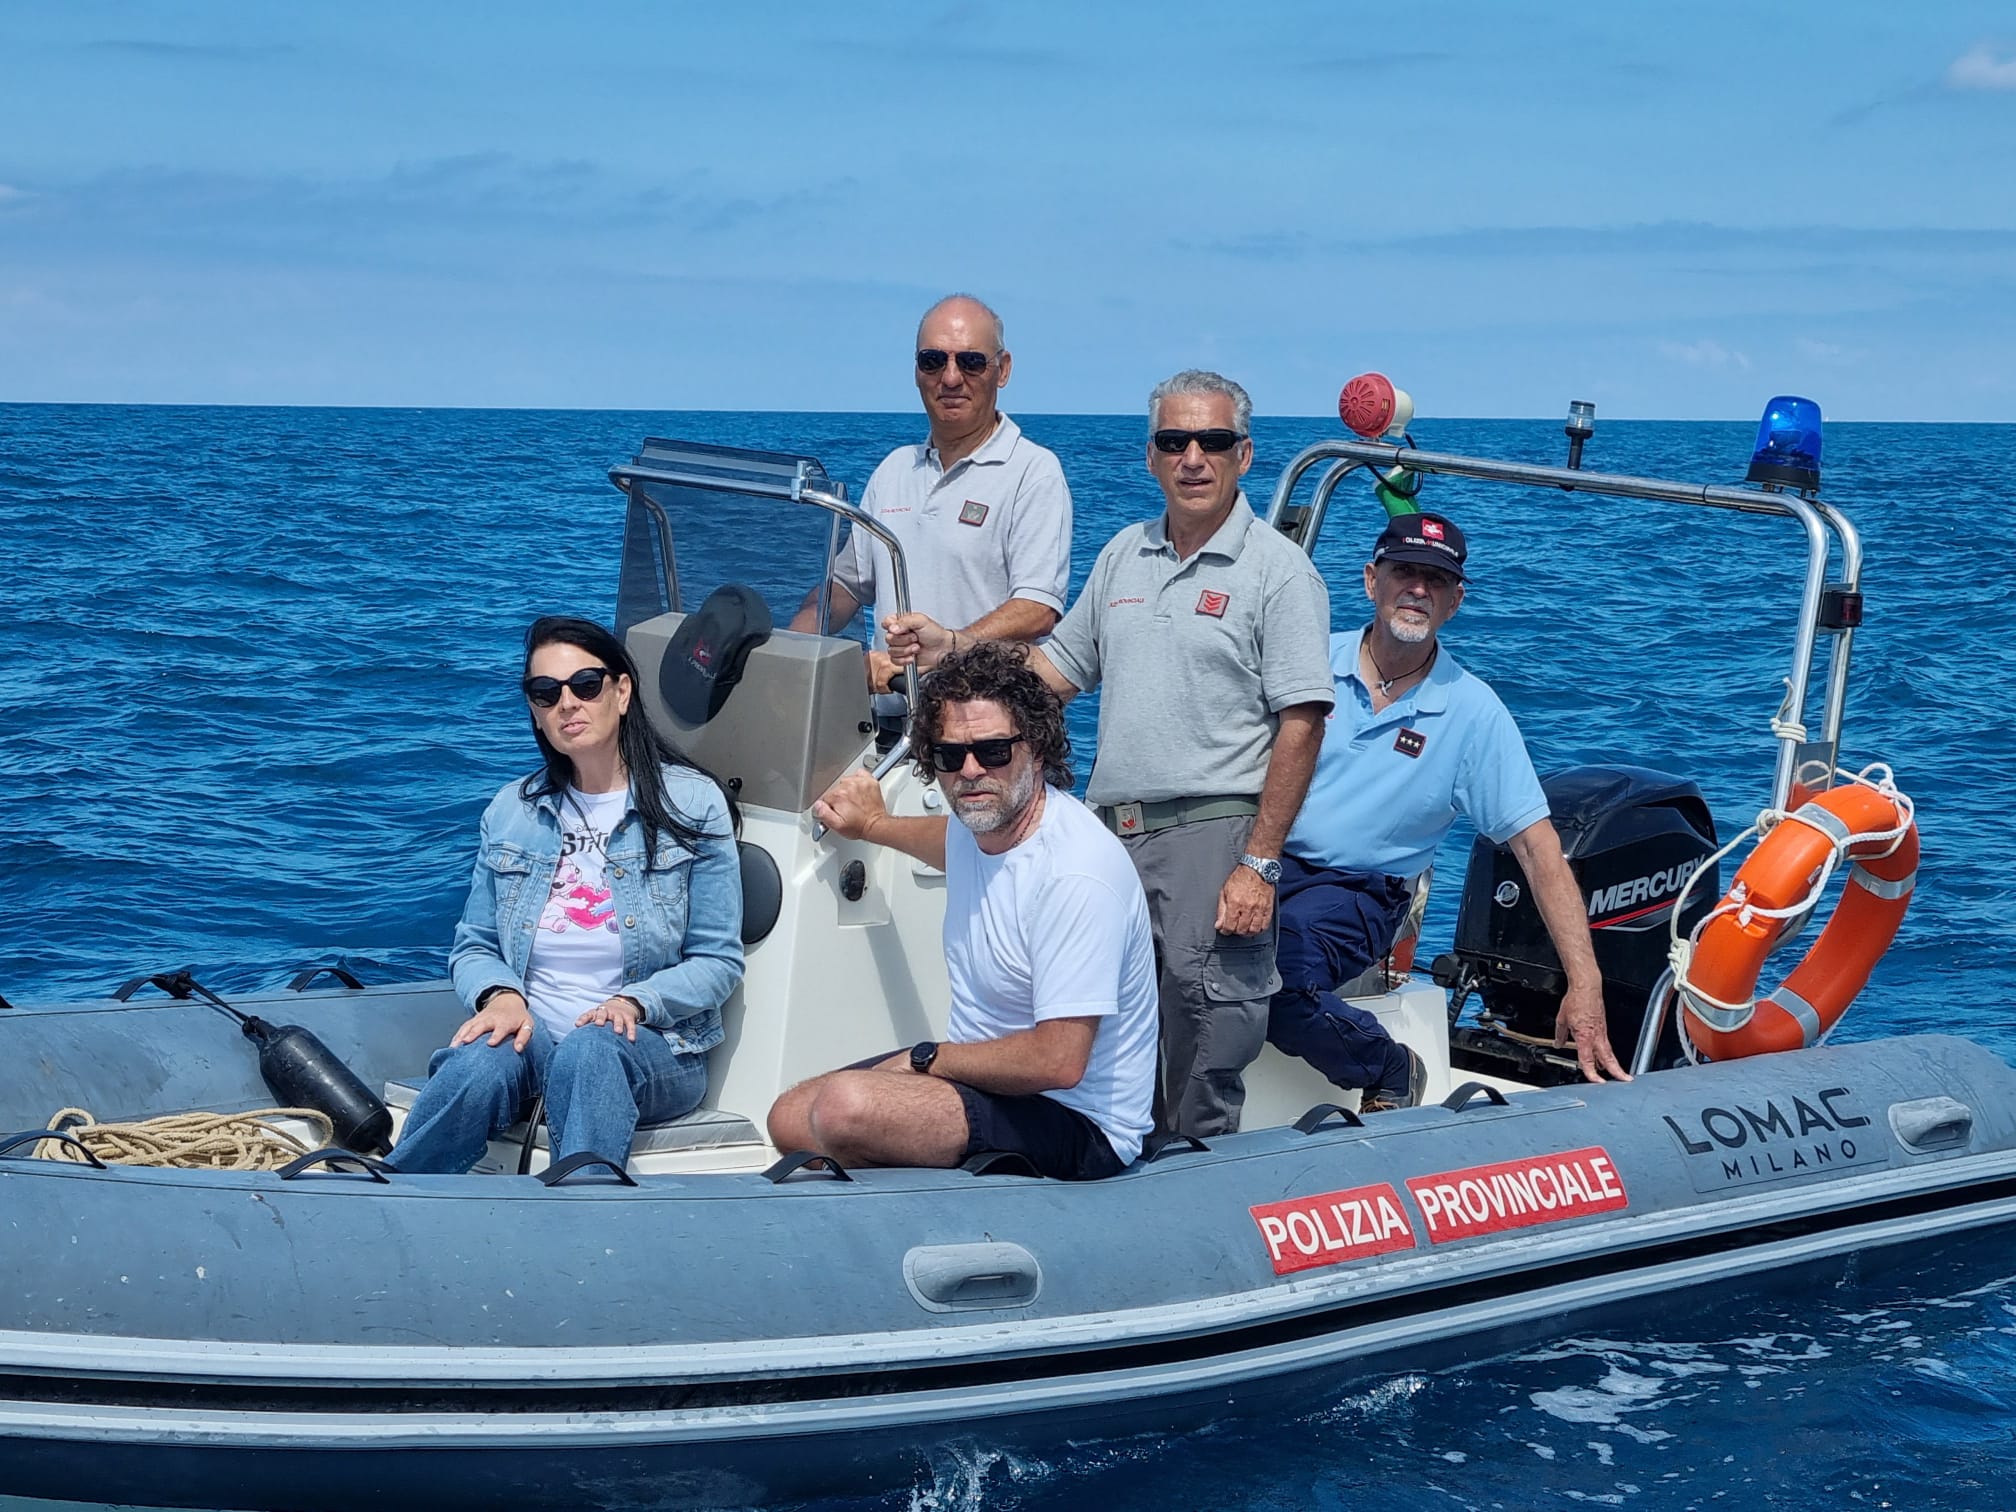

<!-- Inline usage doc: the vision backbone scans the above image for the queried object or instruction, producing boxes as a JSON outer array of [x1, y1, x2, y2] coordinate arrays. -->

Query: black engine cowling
[[1442, 764, 1720, 1081]]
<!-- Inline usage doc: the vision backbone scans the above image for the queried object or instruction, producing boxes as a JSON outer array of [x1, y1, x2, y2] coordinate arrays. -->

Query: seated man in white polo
[[767, 641, 1158, 1179]]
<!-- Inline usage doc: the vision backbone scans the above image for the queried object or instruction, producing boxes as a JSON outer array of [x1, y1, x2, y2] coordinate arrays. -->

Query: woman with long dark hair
[[389, 616, 744, 1174]]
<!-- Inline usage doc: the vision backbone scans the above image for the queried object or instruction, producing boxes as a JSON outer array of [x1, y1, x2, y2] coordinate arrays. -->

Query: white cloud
[[1946, 44, 2016, 91], [1658, 339, 1751, 371]]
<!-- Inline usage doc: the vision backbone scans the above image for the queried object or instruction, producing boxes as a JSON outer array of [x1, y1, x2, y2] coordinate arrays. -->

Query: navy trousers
[[1266, 856, 1414, 1091]]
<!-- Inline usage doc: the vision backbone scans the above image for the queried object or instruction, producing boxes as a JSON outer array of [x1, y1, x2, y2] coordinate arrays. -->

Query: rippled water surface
[[3, 404, 2015, 1509]]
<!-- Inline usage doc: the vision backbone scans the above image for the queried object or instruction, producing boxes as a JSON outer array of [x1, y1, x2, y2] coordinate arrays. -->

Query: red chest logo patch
[[1195, 589, 1230, 618], [959, 499, 989, 526]]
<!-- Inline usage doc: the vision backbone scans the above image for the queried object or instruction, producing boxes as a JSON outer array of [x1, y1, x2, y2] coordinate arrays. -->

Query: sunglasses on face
[[928, 734, 1025, 773], [523, 667, 616, 707], [1152, 428, 1244, 455], [916, 348, 995, 376]]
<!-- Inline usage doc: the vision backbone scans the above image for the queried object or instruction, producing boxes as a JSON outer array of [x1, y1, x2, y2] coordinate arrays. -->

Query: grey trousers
[[1119, 814, 1281, 1138]]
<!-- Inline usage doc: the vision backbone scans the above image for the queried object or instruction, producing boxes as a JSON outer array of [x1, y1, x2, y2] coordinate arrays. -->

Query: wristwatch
[[909, 1040, 940, 1074], [1239, 853, 1284, 885]]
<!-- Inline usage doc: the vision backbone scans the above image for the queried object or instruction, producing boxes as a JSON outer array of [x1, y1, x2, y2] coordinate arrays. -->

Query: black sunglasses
[[917, 348, 995, 376], [1152, 427, 1244, 455], [523, 667, 616, 707], [929, 735, 1025, 773]]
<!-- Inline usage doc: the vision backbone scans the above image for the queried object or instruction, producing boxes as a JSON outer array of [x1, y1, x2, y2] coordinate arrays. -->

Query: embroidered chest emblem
[[1195, 589, 1230, 617], [959, 499, 990, 526], [1394, 728, 1427, 758]]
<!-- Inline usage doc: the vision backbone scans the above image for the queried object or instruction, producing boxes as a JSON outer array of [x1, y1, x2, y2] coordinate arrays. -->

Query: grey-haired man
[[888, 370, 1332, 1137], [788, 294, 1072, 703]]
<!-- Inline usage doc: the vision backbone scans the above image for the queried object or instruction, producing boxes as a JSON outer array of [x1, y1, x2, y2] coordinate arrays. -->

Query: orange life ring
[[1680, 782, 1918, 1059]]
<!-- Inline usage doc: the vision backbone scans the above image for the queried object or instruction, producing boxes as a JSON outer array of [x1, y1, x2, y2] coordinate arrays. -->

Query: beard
[[1384, 605, 1434, 644], [948, 758, 1042, 836]]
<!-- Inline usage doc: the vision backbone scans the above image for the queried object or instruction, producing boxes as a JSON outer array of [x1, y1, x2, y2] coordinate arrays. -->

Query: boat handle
[[763, 1150, 853, 1183], [0, 1129, 108, 1169], [277, 1148, 395, 1183], [537, 1151, 639, 1188], [903, 1242, 1043, 1312], [287, 964, 364, 992], [1140, 1132, 1211, 1162], [111, 969, 198, 1002], [962, 1150, 1043, 1178], [1441, 1082, 1510, 1111], [1294, 1103, 1368, 1134]]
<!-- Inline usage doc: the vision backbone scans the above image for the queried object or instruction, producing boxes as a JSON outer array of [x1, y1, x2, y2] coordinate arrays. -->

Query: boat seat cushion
[[382, 1078, 761, 1153]]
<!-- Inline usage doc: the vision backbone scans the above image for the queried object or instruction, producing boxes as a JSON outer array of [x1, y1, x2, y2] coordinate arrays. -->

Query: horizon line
[[1, 398, 2004, 426]]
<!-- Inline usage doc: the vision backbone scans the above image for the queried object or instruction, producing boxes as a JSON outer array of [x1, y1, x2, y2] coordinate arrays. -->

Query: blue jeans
[[390, 1022, 707, 1174]]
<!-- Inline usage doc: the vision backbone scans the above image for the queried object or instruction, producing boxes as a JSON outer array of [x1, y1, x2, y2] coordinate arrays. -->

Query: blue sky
[[2, 2, 2012, 420]]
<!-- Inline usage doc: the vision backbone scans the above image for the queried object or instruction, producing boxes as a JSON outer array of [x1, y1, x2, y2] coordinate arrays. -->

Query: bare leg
[[767, 1069, 970, 1168]]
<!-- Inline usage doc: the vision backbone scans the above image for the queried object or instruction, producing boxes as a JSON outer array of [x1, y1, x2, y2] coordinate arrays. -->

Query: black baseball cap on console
[[1371, 511, 1468, 581]]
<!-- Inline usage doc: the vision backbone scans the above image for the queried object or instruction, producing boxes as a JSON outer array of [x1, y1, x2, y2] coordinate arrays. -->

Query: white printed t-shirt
[[942, 786, 1159, 1164], [522, 786, 629, 1040]]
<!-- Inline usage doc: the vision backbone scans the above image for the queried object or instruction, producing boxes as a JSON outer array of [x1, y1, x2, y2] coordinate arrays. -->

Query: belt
[[1097, 795, 1260, 838]]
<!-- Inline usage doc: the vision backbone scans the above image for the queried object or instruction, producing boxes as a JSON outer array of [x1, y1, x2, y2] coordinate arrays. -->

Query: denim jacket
[[448, 766, 744, 1055]]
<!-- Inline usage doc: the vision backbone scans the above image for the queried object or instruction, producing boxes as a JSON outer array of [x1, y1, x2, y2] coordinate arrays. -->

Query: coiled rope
[[39, 1107, 335, 1170]]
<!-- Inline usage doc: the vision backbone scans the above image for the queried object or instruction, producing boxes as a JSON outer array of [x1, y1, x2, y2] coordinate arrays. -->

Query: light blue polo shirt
[[1286, 631, 1550, 881]]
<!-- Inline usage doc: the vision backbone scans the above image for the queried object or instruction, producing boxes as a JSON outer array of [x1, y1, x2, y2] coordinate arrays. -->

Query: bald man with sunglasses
[[788, 294, 1072, 704], [887, 370, 1333, 1139]]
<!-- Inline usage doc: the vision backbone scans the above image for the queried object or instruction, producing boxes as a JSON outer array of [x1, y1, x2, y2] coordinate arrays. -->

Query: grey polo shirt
[[1046, 494, 1333, 806], [833, 413, 1073, 639]]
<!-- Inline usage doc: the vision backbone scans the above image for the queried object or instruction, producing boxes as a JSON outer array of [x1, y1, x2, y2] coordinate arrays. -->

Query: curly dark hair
[[909, 640, 1073, 791]]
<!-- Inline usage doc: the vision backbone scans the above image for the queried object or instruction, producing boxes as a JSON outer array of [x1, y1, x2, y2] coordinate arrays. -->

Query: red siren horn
[[1339, 372, 1415, 440]]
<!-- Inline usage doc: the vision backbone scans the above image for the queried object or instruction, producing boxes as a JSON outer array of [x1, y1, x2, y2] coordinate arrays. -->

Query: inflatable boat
[[3, 401, 2009, 1511]]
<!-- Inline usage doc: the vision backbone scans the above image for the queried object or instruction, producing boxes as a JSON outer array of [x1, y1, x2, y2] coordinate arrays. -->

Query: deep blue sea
[[3, 404, 2015, 1510]]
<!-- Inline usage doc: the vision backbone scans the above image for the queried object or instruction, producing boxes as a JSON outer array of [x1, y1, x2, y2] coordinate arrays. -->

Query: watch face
[[910, 1041, 937, 1072]]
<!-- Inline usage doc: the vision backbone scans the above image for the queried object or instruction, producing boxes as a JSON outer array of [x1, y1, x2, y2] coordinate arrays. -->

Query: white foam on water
[[1530, 1363, 1671, 1425], [908, 1441, 1051, 1512], [1303, 1371, 1427, 1424], [1728, 1332, 1831, 1362], [1611, 1422, 1672, 1445], [1906, 1354, 1973, 1384]]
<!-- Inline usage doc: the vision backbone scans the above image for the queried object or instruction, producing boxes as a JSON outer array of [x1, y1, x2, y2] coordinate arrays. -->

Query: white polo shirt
[[832, 413, 1073, 645]]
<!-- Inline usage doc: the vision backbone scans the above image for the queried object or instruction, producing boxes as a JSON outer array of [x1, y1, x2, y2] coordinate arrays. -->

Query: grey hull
[[4, 1223, 2011, 1511], [4, 990, 2014, 1508]]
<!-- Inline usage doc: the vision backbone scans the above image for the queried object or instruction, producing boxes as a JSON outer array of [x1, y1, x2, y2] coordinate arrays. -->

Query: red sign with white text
[[1249, 1183, 1416, 1275], [1406, 1146, 1628, 1243]]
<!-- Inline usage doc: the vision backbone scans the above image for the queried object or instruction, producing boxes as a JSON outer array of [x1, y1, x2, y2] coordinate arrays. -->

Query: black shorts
[[846, 1051, 1126, 1181]]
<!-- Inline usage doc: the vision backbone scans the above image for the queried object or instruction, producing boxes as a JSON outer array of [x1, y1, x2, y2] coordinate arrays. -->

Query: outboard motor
[[1438, 765, 1720, 1082]]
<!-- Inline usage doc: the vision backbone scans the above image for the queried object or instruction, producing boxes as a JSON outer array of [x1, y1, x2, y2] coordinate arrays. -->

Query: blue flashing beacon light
[[1746, 394, 1823, 492]]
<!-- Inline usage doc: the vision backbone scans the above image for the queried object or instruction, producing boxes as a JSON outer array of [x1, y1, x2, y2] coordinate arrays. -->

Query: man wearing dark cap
[[1270, 511, 1628, 1103]]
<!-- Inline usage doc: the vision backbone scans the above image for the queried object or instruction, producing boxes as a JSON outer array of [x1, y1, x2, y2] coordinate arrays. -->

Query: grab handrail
[[1265, 439, 1858, 813]]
